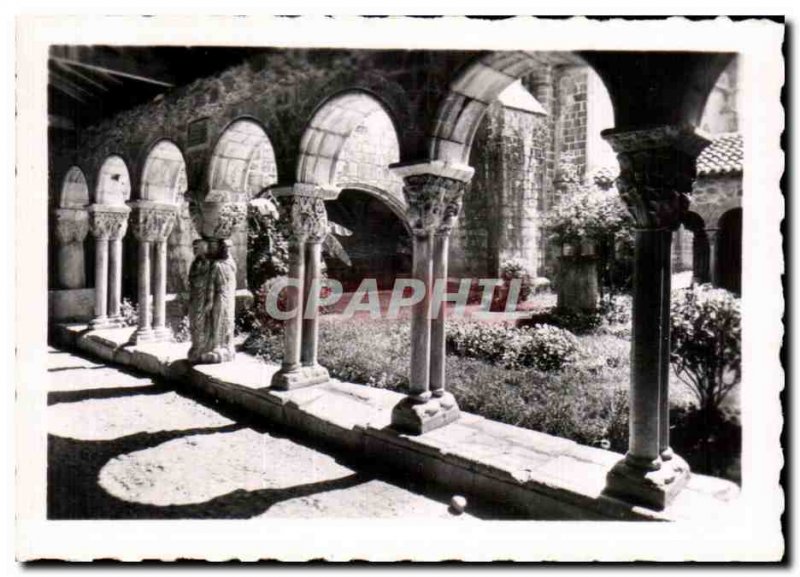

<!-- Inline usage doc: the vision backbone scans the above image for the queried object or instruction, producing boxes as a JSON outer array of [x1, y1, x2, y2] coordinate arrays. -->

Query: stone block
[[604, 455, 691, 511], [49, 288, 95, 322], [271, 364, 330, 391], [390, 392, 460, 435]]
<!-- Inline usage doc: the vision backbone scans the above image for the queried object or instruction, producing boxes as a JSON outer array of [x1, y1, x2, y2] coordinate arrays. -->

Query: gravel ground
[[47, 347, 518, 520]]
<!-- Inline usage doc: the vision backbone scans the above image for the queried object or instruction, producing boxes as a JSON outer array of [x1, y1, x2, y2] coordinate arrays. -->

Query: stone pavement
[[47, 346, 512, 520]]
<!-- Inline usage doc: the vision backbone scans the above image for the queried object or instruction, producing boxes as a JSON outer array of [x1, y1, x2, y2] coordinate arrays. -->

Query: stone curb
[[53, 323, 740, 522]]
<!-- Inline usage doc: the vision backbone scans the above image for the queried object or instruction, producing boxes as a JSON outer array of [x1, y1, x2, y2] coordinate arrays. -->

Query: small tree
[[670, 284, 742, 420]]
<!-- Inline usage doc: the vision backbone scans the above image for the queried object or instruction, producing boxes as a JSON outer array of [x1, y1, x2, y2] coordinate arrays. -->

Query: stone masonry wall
[[451, 101, 548, 278]]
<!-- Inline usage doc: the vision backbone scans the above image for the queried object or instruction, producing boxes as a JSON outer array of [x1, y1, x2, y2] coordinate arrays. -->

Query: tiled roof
[[696, 132, 743, 176]]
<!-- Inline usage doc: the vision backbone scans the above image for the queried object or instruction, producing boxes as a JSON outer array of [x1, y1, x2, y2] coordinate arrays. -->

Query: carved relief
[[402, 174, 466, 235], [603, 125, 711, 230], [53, 208, 90, 244], [89, 207, 130, 241], [131, 205, 177, 242], [286, 195, 328, 242], [188, 201, 247, 240]]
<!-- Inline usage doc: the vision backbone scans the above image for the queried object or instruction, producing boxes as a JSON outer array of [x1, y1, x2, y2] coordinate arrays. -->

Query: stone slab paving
[[53, 324, 742, 521], [47, 346, 494, 520]]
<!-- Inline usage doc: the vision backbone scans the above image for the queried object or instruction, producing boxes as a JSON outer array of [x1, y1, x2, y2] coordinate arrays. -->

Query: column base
[[89, 316, 116, 330], [152, 326, 174, 342], [271, 364, 330, 391], [391, 391, 460, 435], [604, 454, 691, 510], [131, 328, 157, 345]]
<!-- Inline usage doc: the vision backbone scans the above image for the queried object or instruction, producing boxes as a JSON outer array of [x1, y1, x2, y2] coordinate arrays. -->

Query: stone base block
[[605, 454, 691, 510], [131, 328, 157, 345], [271, 364, 330, 391], [391, 391, 460, 435]]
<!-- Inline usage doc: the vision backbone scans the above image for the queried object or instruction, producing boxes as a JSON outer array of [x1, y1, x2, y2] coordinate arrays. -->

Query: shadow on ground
[[48, 355, 525, 520]]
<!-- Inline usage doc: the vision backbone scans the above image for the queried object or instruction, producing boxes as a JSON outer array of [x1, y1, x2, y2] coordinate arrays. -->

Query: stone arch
[[207, 118, 278, 202], [297, 91, 401, 189], [338, 182, 410, 231], [140, 139, 188, 204], [59, 166, 90, 208], [95, 155, 132, 206], [429, 51, 588, 164], [324, 187, 412, 292]]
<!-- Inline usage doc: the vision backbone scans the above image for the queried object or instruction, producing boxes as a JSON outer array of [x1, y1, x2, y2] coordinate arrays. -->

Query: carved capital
[[283, 195, 328, 242], [88, 204, 130, 241], [602, 125, 711, 230], [403, 174, 466, 236], [188, 201, 247, 240], [53, 208, 90, 244], [130, 201, 177, 242]]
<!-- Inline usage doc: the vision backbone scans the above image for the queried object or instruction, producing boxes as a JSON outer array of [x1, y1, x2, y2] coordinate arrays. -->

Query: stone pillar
[[186, 200, 247, 364], [301, 238, 324, 369], [602, 125, 711, 510], [706, 227, 720, 286], [107, 227, 127, 324], [53, 208, 90, 289], [153, 239, 169, 338], [270, 190, 332, 390], [388, 162, 473, 434], [130, 201, 177, 344], [88, 204, 130, 329]]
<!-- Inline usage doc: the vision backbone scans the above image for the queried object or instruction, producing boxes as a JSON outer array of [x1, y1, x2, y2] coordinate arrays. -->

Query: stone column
[[706, 227, 720, 286], [602, 125, 711, 510], [88, 204, 130, 329], [301, 238, 324, 369], [388, 162, 473, 434], [270, 191, 332, 390], [430, 187, 464, 401], [130, 201, 177, 344], [107, 220, 129, 324], [53, 208, 90, 290], [152, 239, 170, 338]]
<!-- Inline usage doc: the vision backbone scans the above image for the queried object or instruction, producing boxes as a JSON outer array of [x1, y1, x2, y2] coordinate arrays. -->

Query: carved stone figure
[[187, 239, 211, 363], [200, 239, 237, 363]]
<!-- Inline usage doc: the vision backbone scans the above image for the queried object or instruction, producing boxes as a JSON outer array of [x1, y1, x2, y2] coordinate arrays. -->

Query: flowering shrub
[[446, 321, 579, 371], [545, 186, 631, 247], [670, 284, 742, 419]]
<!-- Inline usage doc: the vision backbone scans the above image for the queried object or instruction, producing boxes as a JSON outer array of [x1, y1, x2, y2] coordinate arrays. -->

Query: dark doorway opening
[[324, 189, 411, 292], [717, 208, 742, 295]]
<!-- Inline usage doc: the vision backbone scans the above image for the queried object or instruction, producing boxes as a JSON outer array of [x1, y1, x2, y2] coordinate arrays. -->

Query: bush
[[446, 357, 629, 450], [670, 284, 742, 419], [494, 258, 534, 309], [447, 320, 579, 371], [519, 307, 603, 335], [169, 315, 191, 343], [118, 298, 138, 327]]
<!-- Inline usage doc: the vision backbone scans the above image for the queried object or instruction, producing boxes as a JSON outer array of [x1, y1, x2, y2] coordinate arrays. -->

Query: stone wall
[[691, 174, 743, 229], [451, 100, 548, 277]]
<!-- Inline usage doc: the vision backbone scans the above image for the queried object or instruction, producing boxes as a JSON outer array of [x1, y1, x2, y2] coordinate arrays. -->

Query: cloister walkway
[[47, 346, 511, 520]]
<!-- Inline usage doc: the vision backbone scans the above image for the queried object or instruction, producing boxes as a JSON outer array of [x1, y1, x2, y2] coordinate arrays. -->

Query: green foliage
[[492, 258, 533, 309], [118, 298, 139, 327], [670, 284, 742, 418], [446, 320, 579, 371], [169, 315, 191, 343], [247, 195, 290, 292], [546, 185, 631, 246], [547, 175, 634, 295], [446, 357, 629, 450]]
